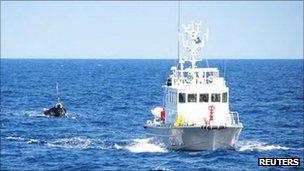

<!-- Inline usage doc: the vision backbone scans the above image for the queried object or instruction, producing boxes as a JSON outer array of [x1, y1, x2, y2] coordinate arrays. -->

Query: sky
[[1, 1, 303, 59]]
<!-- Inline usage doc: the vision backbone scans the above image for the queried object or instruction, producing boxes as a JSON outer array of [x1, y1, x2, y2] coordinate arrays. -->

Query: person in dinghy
[[43, 83, 67, 117]]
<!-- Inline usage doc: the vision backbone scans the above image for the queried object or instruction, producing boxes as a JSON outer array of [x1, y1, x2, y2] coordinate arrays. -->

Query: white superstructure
[[150, 21, 239, 128]]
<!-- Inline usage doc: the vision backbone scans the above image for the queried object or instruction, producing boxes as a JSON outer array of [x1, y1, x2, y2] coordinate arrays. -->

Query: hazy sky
[[1, 1, 303, 59]]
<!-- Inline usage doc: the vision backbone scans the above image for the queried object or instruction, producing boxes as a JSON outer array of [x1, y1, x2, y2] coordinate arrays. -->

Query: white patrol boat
[[144, 5, 243, 151]]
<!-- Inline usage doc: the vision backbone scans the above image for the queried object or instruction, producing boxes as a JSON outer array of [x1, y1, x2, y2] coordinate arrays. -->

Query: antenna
[[204, 27, 209, 67], [177, 0, 184, 78], [177, 0, 181, 63], [204, 28, 209, 42], [56, 82, 60, 103]]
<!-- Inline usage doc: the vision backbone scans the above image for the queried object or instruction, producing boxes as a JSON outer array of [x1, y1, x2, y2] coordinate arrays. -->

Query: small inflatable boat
[[43, 83, 67, 117], [43, 102, 67, 117]]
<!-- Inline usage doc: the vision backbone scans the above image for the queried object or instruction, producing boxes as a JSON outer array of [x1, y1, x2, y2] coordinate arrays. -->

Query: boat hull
[[144, 125, 242, 151]]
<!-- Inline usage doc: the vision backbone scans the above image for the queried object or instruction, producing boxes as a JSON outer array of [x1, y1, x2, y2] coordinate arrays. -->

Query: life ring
[[146, 120, 152, 125]]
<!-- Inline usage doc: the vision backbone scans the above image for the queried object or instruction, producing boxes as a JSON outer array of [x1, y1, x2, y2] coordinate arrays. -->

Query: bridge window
[[187, 94, 197, 102], [222, 92, 227, 103], [167, 78, 172, 86], [211, 93, 221, 102], [199, 94, 209, 102], [179, 93, 186, 103]]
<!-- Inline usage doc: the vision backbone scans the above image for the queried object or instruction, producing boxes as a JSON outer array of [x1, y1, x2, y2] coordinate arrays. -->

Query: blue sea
[[1, 59, 303, 170]]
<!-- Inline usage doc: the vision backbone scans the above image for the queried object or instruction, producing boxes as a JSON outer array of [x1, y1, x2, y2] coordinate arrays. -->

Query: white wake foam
[[47, 137, 94, 149], [236, 140, 291, 152], [25, 110, 44, 117], [5, 109, 44, 117], [5, 135, 108, 149], [27, 139, 39, 144], [6, 136, 40, 144], [6, 109, 75, 118], [115, 138, 168, 153], [6, 136, 26, 141]]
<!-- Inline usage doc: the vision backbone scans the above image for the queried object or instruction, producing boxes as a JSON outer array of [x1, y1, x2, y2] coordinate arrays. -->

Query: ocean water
[[1, 59, 303, 170]]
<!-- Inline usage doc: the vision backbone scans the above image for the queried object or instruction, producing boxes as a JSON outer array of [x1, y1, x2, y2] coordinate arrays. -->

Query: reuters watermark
[[258, 158, 301, 166]]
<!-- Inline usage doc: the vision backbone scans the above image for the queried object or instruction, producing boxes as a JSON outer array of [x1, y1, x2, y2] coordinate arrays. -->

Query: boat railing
[[229, 111, 241, 126]]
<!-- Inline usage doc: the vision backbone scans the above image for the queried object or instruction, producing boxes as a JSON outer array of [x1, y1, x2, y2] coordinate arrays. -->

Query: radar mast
[[180, 21, 209, 69]]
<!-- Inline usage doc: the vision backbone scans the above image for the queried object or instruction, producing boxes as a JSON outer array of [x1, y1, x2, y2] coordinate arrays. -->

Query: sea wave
[[3, 109, 44, 117], [5, 136, 26, 141], [152, 166, 172, 171], [5, 136, 105, 149], [5, 136, 41, 144], [236, 140, 291, 152], [47, 137, 103, 149], [24, 110, 45, 117], [6, 135, 297, 153]]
